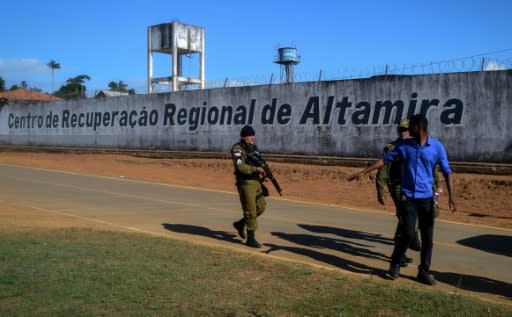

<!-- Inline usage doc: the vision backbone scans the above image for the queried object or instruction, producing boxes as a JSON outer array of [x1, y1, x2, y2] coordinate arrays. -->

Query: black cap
[[240, 125, 255, 137]]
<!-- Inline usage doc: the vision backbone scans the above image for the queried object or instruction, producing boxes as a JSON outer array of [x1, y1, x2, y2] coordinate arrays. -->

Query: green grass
[[0, 227, 510, 317]]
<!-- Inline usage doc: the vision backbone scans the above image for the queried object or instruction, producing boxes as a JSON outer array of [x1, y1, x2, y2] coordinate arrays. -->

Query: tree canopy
[[54, 74, 91, 100], [108, 80, 135, 95], [47, 60, 61, 94]]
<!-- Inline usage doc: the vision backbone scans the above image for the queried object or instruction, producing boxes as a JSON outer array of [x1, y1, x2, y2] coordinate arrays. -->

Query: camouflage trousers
[[237, 180, 266, 231]]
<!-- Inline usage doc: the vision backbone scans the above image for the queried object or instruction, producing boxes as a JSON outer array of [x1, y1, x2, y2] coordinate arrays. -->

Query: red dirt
[[0, 151, 511, 229]]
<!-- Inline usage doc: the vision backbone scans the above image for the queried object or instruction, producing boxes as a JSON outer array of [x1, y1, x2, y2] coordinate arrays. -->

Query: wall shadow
[[432, 270, 512, 300], [162, 223, 241, 244], [457, 234, 512, 257]]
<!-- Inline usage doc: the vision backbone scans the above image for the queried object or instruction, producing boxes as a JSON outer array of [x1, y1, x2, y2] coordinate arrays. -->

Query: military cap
[[240, 125, 255, 137]]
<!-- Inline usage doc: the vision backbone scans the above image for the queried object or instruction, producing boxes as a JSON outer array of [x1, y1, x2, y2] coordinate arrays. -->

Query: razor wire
[[207, 49, 512, 88]]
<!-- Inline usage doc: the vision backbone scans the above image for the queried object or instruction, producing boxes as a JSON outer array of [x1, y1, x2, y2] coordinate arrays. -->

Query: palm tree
[[47, 60, 61, 94], [108, 80, 128, 92]]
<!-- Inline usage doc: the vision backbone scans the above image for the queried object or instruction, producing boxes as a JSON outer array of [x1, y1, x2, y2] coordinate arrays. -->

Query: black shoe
[[233, 219, 246, 239], [387, 263, 400, 280], [417, 269, 436, 286], [400, 255, 413, 267], [246, 230, 262, 248]]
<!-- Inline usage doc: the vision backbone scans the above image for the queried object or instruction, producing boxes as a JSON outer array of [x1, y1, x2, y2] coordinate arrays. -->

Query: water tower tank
[[274, 47, 300, 83], [147, 21, 205, 93], [277, 47, 300, 64]]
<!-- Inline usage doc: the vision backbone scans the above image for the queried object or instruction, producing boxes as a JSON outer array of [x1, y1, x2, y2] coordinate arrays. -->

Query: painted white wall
[[1, 70, 510, 163]]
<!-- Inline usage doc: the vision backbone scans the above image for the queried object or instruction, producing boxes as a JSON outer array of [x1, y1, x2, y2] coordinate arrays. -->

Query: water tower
[[274, 47, 300, 83], [147, 21, 205, 93]]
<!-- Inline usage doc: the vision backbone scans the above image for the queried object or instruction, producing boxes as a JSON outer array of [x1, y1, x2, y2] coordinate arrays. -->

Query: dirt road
[[0, 151, 510, 229]]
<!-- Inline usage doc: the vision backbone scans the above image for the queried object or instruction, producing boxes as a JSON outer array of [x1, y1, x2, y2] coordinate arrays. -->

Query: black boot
[[246, 230, 262, 248], [233, 219, 246, 239], [417, 269, 436, 286], [400, 254, 413, 267]]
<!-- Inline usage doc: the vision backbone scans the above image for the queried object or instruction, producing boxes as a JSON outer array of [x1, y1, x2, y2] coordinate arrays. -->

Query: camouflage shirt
[[231, 141, 260, 181], [376, 139, 402, 197]]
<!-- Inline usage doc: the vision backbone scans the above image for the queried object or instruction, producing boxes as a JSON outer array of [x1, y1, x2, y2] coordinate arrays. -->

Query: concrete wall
[[1, 70, 511, 163]]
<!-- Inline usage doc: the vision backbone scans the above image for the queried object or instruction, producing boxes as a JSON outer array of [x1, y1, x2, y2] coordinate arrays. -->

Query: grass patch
[[0, 226, 510, 317]]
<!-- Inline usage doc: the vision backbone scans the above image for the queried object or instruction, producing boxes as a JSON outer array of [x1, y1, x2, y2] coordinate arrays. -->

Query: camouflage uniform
[[231, 127, 267, 248], [376, 139, 416, 244]]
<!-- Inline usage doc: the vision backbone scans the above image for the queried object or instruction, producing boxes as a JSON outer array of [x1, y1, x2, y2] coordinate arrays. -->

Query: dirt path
[[0, 151, 511, 229]]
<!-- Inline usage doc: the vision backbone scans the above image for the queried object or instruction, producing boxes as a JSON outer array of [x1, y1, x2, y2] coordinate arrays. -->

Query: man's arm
[[436, 141, 455, 211], [375, 164, 390, 205], [443, 172, 456, 212], [347, 159, 385, 181]]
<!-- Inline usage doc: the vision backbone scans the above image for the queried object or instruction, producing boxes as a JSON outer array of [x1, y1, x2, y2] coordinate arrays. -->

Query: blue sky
[[1, 0, 510, 96]]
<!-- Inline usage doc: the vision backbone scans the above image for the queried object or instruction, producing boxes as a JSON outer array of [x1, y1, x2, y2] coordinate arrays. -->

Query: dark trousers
[[389, 185, 420, 249], [391, 196, 435, 272]]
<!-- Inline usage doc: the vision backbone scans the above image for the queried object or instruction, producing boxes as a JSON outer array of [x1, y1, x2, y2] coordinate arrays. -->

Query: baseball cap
[[399, 119, 409, 129]]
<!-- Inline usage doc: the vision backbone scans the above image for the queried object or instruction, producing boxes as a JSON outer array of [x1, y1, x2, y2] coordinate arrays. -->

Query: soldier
[[375, 119, 420, 267], [231, 125, 267, 248]]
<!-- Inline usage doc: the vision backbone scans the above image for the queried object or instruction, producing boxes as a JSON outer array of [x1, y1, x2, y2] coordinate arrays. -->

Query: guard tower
[[274, 47, 300, 83], [147, 21, 205, 93]]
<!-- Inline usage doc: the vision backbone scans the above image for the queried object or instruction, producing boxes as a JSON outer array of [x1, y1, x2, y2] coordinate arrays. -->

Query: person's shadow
[[432, 270, 512, 300], [264, 242, 387, 276], [266, 223, 396, 277], [270, 231, 390, 262], [298, 224, 395, 246], [457, 234, 512, 257], [162, 223, 241, 244]]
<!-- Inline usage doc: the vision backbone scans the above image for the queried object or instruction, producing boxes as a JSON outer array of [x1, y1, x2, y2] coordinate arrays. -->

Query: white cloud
[[0, 58, 49, 79], [483, 60, 508, 71], [0, 58, 54, 91]]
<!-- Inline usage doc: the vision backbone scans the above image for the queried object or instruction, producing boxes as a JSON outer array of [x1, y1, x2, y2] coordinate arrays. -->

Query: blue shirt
[[382, 137, 452, 199]]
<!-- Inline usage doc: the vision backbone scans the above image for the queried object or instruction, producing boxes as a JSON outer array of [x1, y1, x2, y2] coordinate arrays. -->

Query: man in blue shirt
[[348, 114, 456, 285]]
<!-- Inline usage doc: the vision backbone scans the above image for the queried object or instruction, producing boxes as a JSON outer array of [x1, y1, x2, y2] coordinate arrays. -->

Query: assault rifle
[[248, 152, 283, 196]]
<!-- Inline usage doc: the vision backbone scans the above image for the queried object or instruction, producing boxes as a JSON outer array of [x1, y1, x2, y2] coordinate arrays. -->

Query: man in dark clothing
[[348, 114, 456, 285]]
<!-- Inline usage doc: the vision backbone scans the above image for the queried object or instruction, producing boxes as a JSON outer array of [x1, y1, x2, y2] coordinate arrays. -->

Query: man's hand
[[378, 194, 386, 205], [448, 196, 457, 213], [347, 160, 384, 182], [256, 167, 266, 176], [347, 172, 362, 181]]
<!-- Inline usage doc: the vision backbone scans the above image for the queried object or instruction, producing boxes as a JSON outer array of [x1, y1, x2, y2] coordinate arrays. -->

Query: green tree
[[47, 60, 61, 94], [0, 76, 5, 92], [54, 74, 91, 100], [108, 80, 135, 95]]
